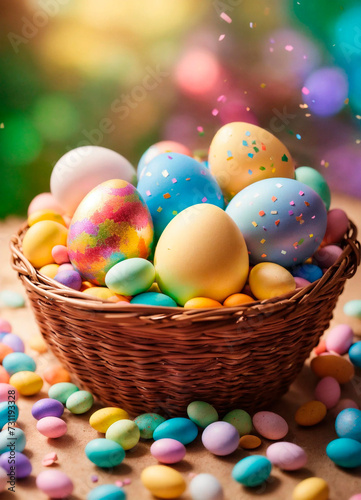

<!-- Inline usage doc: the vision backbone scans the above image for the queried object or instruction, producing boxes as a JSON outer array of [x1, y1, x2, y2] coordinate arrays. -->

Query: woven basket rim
[[10, 220, 361, 319]]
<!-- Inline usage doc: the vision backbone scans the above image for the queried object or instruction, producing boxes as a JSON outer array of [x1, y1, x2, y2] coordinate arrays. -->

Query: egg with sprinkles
[[68, 179, 154, 285], [226, 177, 327, 267], [209, 122, 295, 200]]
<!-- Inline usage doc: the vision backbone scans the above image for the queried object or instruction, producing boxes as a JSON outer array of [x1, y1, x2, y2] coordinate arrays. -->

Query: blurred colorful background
[[1, 0, 361, 219]]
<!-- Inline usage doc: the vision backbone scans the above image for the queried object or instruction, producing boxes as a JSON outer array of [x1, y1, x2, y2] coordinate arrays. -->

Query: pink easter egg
[[0, 320, 11, 334], [313, 245, 343, 268], [28, 193, 65, 216], [266, 442, 307, 470], [36, 470, 73, 499], [37, 416, 67, 438], [325, 324, 354, 355], [349, 495, 361, 500], [294, 277, 311, 289], [51, 245, 70, 265], [252, 411, 288, 440], [0, 383, 19, 402], [332, 398, 359, 417], [322, 208, 349, 245], [314, 376, 341, 409], [150, 438, 186, 464]]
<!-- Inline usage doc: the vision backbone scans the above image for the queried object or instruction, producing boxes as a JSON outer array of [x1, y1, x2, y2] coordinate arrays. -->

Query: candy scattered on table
[[252, 411, 288, 440], [36, 469, 74, 498], [0, 291, 25, 308], [90, 407, 129, 433], [232, 455, 272, 487], [42, 452, 58, 467], [141, 464, 186, 499], [85, 438, 126, 468], [37, 416, 68, 438]]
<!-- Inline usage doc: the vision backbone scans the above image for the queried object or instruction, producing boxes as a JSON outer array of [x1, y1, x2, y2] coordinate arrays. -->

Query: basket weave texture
[[10, 221, 360, 417]]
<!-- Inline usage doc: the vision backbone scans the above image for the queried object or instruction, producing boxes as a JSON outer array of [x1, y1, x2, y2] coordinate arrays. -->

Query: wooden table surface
[[0, 192, 360, 500]]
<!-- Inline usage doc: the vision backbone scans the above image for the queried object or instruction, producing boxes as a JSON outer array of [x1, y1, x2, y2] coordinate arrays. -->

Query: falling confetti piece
[[0, 123, 4, 129], [344, 98, 349, 105], [185, 177, 191, 181], [200, 170, 207, 176], [91, 475, 98, 483], [220, 12, 232, 23], [281, 250, 287, 255], [309, 234, 314, 238], [246, 106, 251, 111], [298, 238, 304, 245], [248, 153, 254, 158], [242, 140, 248, 146], [285, 45, 294, 51], [248, 169, 253, 175], [252, 221, 258, 227], [271, 210, 278, 215], [157, 207, 163, 212], [167, 155, 173, 160], [356, 115, 361, 120], [146, 190, 151, 196], [299, 191, 304, 196], [172, 178, 177, 183], [299, 103, 308, 109], [245, 131, 251, 136], [212, 108, 219, 116], [281, 154, 289, 162], [217, 95, 226, 102], [275, 219, 280, 226], [305, 113, 311, 117], [261, 253, 267, 258], [289, 210, 294, 215], [219, 34, 225, 41], [202, 197, 208, 203], [263, 226, 267, 231], [271, 196, 277, 202], [197, 126, 204, 136], [260, 239, 266, 244], [259, 166, 266, 171], [290, 201, 295, 206], [296, 134, 301, 140], [162, 170, 169, 178], [259, 210, 265, 216], [42, 452, 58, 467], [172, 210, 178, 215], [163, 193, 171, 199], [115, 481, 124, 488], [302, 87, 310, 95], [304, 201, 310, 207]]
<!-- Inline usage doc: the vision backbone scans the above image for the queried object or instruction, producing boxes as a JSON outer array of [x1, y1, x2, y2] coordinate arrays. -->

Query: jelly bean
[[0, 319, 12, 333], [323, 208, 348, 245], [223, 409, 252, 436], [310, 354, 354, 384], [0, 401, 19, 428], [189, 473, 224, 500], [87, 484, 126, 500], [37, 416, 67, 438], [187, 401, 218, 428], [36, 470, 74, 499], [0, 452, 32, 478], [326, 437, 361, 468], [39, 263, 60, 279], [232, 455, 272, 487], [223, 293, 254, 307], [1, 334, 25, 353], [314, 377, 341, 409], [325, 324, 353, 355], [32, 398, 64, 420], [202, 421, 239, 456], [313, 245, 343, 268], [349, 342, 361, 368], [184, 298, 223, 308], [150, 438, 186, 464], [0, 467, 7, 492], [90, 407, 129, 433], [85, 438, 125, 468], [249, 263, 296, 300], [292, 477, 329, 500], [2, 352, 36, 375], [291, 264, 323, 283], [239, 435, 262, 449], [0, 383, 19, 402], [54, 270, 82, 291], [134, 413, 166, 439], [0, 291, 25, 308], [141, 465, 186, 499], [9, 371, 43, 396], [335, 408, 361, 442], [48, 382, 79, 403], [106, 419, 140, 450], [344, 300, 361, 318], [295, 401, 327, 426], [153, 417, 198, 445], [266, 442, 307, 470], [252, 411, 288, 440], [43, 366, 71, 385], [66, 390, 93, 414], [0, 427, 26, 453], [51, 245, 69, 264]]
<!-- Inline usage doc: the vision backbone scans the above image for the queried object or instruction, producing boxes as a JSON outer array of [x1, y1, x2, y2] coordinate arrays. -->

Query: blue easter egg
[[87, 484, 126, 500], [291, 264, 323, 283], [137, 153, 224, 240], [226, 177, 327, 267], [85, 438, 125, 468], [2, 353, 36, 375], [232, 455, 272, 487], [326, 437, 361, 468], [349, 342, 361, 368], [344, 300, 361, 318], [0, 401, 19, 429], [335, 408, 361, 442], [130, 292, 178, 308], [0, 427, 26, 453], [153, 417, 198, 445]]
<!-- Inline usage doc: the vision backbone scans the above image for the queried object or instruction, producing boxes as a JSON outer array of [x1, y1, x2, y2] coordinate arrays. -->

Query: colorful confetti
[[197, 126, 204, 136], [252, 221, 258, 227], [302, 87, 310, 95], [259, 210, 265, 216], [220, 12, 232, 23], [163, 193, 171, 199], [219, 34, 225, 41], [271, 196, 277, 202], [162, 170, 169, 178], [172, 178, 177, 184], [212, 108, 219, 116], [275, 219, 280, 226], [281, 154, 289, 162], [285, 45, 294, 51]]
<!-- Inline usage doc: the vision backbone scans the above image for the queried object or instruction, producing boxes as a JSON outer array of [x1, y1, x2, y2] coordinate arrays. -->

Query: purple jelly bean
[[2, 334, 25, 353], [0, 451, 32, 478], [31, 398, 64, 420], [54, 270, 82, 291]]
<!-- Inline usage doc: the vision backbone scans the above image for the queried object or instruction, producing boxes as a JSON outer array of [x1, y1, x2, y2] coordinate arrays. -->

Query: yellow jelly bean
[[184, 297, 223, 309], [28, 209, 66, 227], [83, 287, 128, 302], [29, 335, 48, 353], [292, 477, 329, 500], [22, 221, 68, 268], [89, 407, 129, 433], [295, 401, 327, 427], [239, 435, 262, 449], [39, 264, 60, 279], [141, 465, 186, 499], [10, 371, 43, 396]]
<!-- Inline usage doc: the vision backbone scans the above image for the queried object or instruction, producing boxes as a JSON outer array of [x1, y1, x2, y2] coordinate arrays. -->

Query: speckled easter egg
[[266, 442, 307, 470], [209, 122, 294, 200], [134, 413, 166, 439], [137, 153, 224, 240], [68, 179, 154, 285], [226, 177, 327, 267], [137, 141, 192, 180]]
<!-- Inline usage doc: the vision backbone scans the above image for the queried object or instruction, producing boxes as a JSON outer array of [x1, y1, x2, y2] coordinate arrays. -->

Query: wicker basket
[[10, 221, 360, 417]]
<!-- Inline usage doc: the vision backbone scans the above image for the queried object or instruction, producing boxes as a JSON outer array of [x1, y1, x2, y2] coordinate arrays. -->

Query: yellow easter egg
[[249, 262, 296, 300], [89, 407, 129, 433], [29, 335, 48, 353], [83, 287, 128, 302], [22, 221, 68, 268], [28, 209, 66, 227], [292, 477, 329, 500], [39, 264, 60, 279], [223, 293, 255, 307], [184, 297, 223, 309], [10, 371, 43, 396], [155, 204, 249, 306], [141, 465, 186, 499], [209, 122, 294, 200]]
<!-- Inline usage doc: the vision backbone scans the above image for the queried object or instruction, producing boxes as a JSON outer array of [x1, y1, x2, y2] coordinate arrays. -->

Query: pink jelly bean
[[36, 470, 73, 498], [0, 320, 11, 334], [314, 376, 340, 409], [51, 245, 70, 265], [325, 324, 354, 355]]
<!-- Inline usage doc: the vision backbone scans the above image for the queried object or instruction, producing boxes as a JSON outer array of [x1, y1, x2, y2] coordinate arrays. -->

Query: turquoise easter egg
[[232, 455, 272, 487], [344, 300, 361, 318], [349, 342, 361, 368], [153, 418, 198, 445], [326, 437, 361, 468], [66, 390, 94, 414], [295, 166, 331, 210], [134, 413, 166, 439], [0, 427, 26, 453], [335, 408, 361, 442], [130, 292, 177, 307], [0, 402, 19, 429], [105, 258, 155, 296], [87, 484, 126, 500], [48, 383, 79, 404], [2, 353, 36, 375], [85, 438, 125, 468]]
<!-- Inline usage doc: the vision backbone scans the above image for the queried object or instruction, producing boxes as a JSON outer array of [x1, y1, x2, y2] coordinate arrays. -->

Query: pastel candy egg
[[31, 398, 64, 420], [1, 334, 24, 353], [226, 177, 327, 267], [187, 401, 218, 428], [223, 293, 254, 307], [0, 427, 26, 453], [85, 438, 125, 468], [295, 401, 327, 426], [335, 408, 361, 442], [294, 166, 331, 210], [201, 421, 239, 456], [137, 152, 224, 240], [0, 467, 6, 492], [28, 192, 65, 216], [314, 377, 341, 409], [68, 179, 153, 285], [54, 270, 82, 291], [266, 442, 307, 470], [28, 209, 66, 227], [292, 477, 329, 500], [222, 409, 252, 436], [344, 300, 361, 318], [48, 382, 79, 403], [294, 277, 312, 289], [311, 354, 355, 383], [39, 264, 60, 279], [51, 244, 69, 264], [0, 402, 19, 428], [184, 298, 223, 309], [0, 383, 19, 402], [249, 263, 295, 300], [43, 366, 71, 385], [0, 451, 32, 478], [323, 208, 349, 245], [83, 287, 127, 302], [325, 324, 354, 355], [66, 390, 93, 414], [0, 345, 13, 362], [349, 496, 361, 500], [189, 473, 224, 500], [137, 140, 192, 180], [141, 464, 186, 499], [291, 264, 323, 283], [0, 367, 9, 384], [232, 455, 272, 487], [153, 417, 198, 445], [326, 437, 361, 468], [2, 352, 36, 375], [239, 435, 262, 449], [313, 245, 343, 268], [150, 438, 186, 464], [332, 399, 359, 417], [0, 319, 12, 333], [0, 291, 25, 309], [130, 292, 177, 308], [58, 263, 74, 272], [252, 411, 289, 440], [349, 342, 361, 368], [87, 484, 126, 500], [90, 407, 129, 433], [134, 413, 166, 439], [29, 335, 48, 353], [105, 258, 155, 296], [36, 470, 74, 498], [106, 419, 140, 450], [37, 416, 67, 438], [9, 371, 43, 395], [22, 221, 68, 268]]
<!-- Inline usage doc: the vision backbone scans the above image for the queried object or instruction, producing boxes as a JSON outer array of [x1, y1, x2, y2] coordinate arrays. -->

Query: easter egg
[[0, 367, 9, 384], [22, 221, 68, 268], [209, 122, 294, 200], [106, 258, 155, 296], [344, 300, 361, 318], [87, 484, 126, 500], [89, 407, 129, 433], [184, 298, 223, 309], [10, 371, 43, 395], [28, 210, 66, 227], [314, 377, 341, 409], [0, 291, 24, 308], [2, 353, 35, 375], [68, 179, 153, 285], [43, 366, 71, 385], [0, 319, 12, 333], [0, 451, 32, 478], [313, 245, 343, 268], [295, 401, 327, 426], [137, 141, 192, 180], [32, 398, 64, 420], [66, 390, 93, 414], [130, 292, 177, 307], [155, 204, 249, 305], [292, 477, 329, 500], [332, 399, 359, 417], [106, 419, 140, 450], [249, 263, 296, 300], [150, 438, 186, 464], [266, 442, 307, 470], [48, 382, 79, 403], [311, 355, 355, 384], [349, 342, 361, 368], [83, 287, 127, 302], [226, 177, 327, 267], [325, 324, 354, 355], [187, 401, 218, 428], [223, 293, 254, 307], [51, 146, 136, 215], [85, 438, 125, 468], [239, 435, 262, 449], [153, 417, 198, 445], [232, 455, 272, 487], [137, 152, 224, 240], [202, 421, 240, 456], [252, 411, 288, 440], [36, 470, 74, 499], [323, 208, 349, 245], [52, 245, 69, 264], [2, 334, 25, 353], [141, 465, 186, 499], [37, 416, 67, 438], [28, 192, 65, 216], [0, 383, 19, 402], [291, 264, 323, 283], [0, 345, 13, 362], [29, 335, 48, 353], [189, 473, 224, 500], [326, 437, 361, 468], [134, 413, 166, 439], [54, 270, 82, 291], [223, 409, 252, 436], [0, 427, 25, 453], [335, 408, 361, 442], [295, 166, 331, 210], [39, 264, 60, 279]]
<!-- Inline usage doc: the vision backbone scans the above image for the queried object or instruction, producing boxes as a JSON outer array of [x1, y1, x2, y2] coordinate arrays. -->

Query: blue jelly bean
[[87, 484, 126, 500], [335, 408, 361, 442], [291, 264, 323, 283], [0, 427, 26, 453], [326, 437, 361, 468], [0, 401, 19, 429], [85, 439, 125, 468], [153, 417, 198, 445], [2, 353, 36, 375], [232, 455, 272, 487], [130, 292, 178, 308], [349, 342, 361, 368]]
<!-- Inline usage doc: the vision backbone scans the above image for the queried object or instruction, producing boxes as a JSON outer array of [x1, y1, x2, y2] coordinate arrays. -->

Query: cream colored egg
[[22, 221, 68, 268], [154, 204, 249, 306]]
